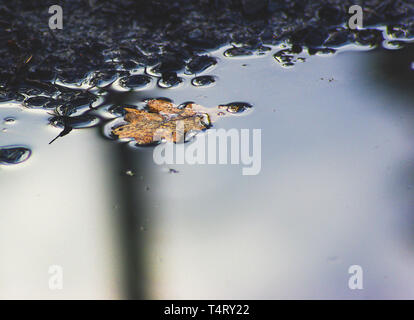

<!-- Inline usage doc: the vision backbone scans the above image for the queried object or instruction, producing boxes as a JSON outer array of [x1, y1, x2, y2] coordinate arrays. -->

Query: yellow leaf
[[112, 99, 210, 144]]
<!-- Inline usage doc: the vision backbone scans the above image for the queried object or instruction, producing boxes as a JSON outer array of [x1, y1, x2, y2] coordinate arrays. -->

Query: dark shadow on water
[[369, 42, 414, 248], [104, 90, 151, 299], [113, 142, 150, 299], [372, 43, 414, 100]]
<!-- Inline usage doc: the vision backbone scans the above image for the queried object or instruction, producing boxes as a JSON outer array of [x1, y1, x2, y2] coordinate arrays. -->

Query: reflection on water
[[1, 42, 414, 299]]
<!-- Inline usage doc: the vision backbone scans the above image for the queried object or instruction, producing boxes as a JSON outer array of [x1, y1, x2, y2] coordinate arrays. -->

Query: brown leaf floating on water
[[112, 99, 253, 145], [112, 99, 211, 144]]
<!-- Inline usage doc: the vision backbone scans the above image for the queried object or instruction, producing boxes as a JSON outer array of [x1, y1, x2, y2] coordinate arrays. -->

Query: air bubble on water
[[0, 146, 32, 165], [24, 96, 53, 109], [273, 45, 308, 67], [218, 102, 253, 114], [382, 40, 406, 50], [161, 167, 179, 174], [308, 48, 336, 56], [274, 50, 295, 68], [185, 55, 217, 75], [191, 75, 216, 87], [157, 74, 183, 88], [120, 74, 152, 90], [145, 65, 162, 77], [3, 117, 16, 125], [56, 72, 89, 87], [49, 114, 101, 130], [257, 45, 272, 55], [224, 47, 253, 57], [104, 104, 137, 118], [89, 71, 119, 88]]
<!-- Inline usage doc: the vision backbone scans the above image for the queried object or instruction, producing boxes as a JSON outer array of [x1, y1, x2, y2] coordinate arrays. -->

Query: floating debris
[[125, 170, 135, 177]]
